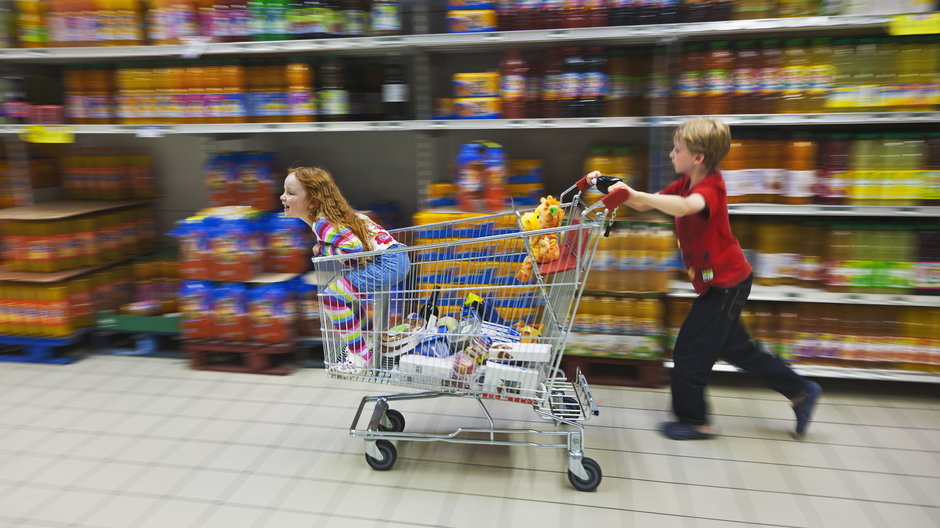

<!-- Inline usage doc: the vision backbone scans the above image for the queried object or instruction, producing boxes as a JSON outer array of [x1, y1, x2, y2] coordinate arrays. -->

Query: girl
[[281, 166, 410, 369]]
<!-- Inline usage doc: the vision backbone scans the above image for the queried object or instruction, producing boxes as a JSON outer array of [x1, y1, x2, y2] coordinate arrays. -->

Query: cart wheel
[[365, 440, 397, 471], [379, 409, 405, 433], [568, 457, 602, 492]]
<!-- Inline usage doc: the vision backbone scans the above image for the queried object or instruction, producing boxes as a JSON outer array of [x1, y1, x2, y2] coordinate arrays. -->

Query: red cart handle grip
[[575, 175, 592, 192], [601, 187, 631, 210]]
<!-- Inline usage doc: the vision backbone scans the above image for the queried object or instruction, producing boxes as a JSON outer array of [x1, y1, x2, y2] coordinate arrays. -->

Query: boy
[[587, 117, 821, 440]]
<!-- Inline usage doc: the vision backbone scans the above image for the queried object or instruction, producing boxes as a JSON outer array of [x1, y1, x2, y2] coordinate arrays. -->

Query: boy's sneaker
[[792, 380, 822, 439]]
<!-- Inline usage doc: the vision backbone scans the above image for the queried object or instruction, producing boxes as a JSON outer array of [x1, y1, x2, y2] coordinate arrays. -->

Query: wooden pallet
[[561, 355, 665, 389], [182, 339, 296, 376]]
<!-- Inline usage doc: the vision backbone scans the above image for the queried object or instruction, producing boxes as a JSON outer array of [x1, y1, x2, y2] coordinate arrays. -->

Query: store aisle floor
[[0, 355, 938, 528]]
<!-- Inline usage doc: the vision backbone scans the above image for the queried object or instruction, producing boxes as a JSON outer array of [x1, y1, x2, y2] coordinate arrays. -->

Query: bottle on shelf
[[524, 51, 543, 119], [341, 0, 365, 37], [563, 0, 588, 29], [371, 0, 400, 36], [560, 47, 584, 118], [702, 41, 732, 115], [783, 133, 817, 205], [581, 46, 607, 117], [319, 55, 348, 121], [381, 63, 408, 121], [286, 57, 315, 122], [805, 37, 833, 113], [608, 0, 632, 26], [605, 48, 628, 117], [541, 48, 563, 119], [731, 40, 760, 115], [499, 49, 528, 120], [780, 38, 810, 114], [15, 0, 48, 47], [584, 0, 607, 28], [817, 133, 850, 205], [675, 43, 704, 116], [757, 39, 782, 114], [228, 0, 253, 42]]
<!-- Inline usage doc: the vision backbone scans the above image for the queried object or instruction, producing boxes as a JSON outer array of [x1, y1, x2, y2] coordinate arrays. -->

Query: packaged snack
[[447, 9, 497, 33], [212, 283, 249, 341], [453, 72, 500, 98], [454, 97, 501, 119], [179, 281, 213, 339], [248, 283, 296, 343]]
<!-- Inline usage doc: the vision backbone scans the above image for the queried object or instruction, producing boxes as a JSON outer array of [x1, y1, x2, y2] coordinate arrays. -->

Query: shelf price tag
[[888, 13, 940, 36], [19, 126, 75, 144], [135, 126, 169, 138]]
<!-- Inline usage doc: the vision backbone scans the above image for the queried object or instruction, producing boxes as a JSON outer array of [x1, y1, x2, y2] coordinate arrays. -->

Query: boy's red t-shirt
[[660, 170, 752, 295]]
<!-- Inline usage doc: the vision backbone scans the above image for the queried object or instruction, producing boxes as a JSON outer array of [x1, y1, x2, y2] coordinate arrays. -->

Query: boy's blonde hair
[[673, 118, 731, 172]]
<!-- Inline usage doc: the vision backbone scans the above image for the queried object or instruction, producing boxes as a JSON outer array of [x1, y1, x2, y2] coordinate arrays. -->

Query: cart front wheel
[[568, 457, 602, 491], [365, 440, 397, 471], [379, 409, 405, 433]]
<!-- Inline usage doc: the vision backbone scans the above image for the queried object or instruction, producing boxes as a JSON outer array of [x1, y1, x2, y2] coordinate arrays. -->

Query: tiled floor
[[1, 354, 938, 528]]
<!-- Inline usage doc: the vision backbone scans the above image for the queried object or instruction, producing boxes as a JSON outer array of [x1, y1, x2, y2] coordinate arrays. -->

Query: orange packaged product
[[265, 214, 311, 274], [172, 216, 210, 280], [296, 281, 321, 337], [208, 216, 261, 282], [247, 283, 296, 343], [179, 281, 213, 339], [212, 283, 248, 341]]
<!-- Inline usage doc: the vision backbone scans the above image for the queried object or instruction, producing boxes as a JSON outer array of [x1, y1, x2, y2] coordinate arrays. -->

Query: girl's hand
[[312, 243, 323, 255]]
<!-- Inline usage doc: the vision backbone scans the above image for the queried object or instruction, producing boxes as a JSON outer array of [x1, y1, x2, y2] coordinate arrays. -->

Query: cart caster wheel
[[379, 409, 405, 432], [365, 440, 397, 471], [568, 457, 602, 491]]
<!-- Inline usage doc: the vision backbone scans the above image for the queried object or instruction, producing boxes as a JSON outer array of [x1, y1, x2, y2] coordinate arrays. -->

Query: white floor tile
[[78, 494, 162, 528], [1, 355, 937, 528]]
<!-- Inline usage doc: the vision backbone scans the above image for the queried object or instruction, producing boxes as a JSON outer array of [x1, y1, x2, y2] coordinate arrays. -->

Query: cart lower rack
[[312, 179, 628, 491]]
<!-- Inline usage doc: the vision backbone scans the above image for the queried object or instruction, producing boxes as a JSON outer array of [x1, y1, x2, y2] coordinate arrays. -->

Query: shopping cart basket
[[310, 177, 629, 491]]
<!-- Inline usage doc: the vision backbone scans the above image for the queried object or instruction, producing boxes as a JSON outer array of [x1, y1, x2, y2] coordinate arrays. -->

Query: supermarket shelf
[[666, 360, 940, 384], [0, 122, 420, 136], [0, 15, 895, 62], [0, 35, 414, 62], [656, 111, 940, 127], [5, 112, 938, 137], [667, 280, 940, 307], [425, 117, 649, 130], [727, 203, 940, 217]]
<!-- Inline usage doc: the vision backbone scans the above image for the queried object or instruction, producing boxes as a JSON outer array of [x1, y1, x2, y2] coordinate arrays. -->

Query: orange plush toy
[[516, 196, 564, 282]]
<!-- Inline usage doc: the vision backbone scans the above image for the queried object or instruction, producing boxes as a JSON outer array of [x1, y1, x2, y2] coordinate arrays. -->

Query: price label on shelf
[[888, 13, 940, 36], [18, 126, 75, 144], [135, 126, 169, 138]]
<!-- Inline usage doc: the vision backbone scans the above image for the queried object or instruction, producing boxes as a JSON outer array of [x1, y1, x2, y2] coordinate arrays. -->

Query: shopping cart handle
[[601, 187, 631, 210], [575, 175, 592, 192]]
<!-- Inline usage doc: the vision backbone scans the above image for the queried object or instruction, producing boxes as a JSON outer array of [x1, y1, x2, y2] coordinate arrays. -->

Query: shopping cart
[[310, 177, 628, 492]]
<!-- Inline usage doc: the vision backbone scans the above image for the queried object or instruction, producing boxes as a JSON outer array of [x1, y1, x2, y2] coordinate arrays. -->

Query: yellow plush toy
[[516, 195, 564, 282]]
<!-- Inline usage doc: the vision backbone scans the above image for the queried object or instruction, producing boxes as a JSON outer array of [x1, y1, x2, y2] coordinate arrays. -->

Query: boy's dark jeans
[[671, 274, 806, 426]]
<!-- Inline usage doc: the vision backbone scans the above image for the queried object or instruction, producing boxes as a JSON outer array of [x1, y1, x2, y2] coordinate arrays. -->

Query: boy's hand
[[586, 170, 602, 187]]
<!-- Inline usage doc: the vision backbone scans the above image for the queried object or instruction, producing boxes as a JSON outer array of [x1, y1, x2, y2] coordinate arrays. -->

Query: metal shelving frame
[[2, 11, 938, 382]]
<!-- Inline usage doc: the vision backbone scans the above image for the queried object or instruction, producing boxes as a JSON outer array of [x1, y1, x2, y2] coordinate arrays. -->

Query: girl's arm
[[313, 219, 365, 256]]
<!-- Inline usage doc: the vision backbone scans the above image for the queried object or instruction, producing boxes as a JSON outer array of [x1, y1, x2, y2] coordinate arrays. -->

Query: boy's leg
[[720, 321, 821, 437], [719, 321, 805, 399], [670, 288, 736, 426]]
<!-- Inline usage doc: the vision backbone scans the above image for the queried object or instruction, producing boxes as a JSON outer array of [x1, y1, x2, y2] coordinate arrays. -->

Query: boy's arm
[[626, 190, 706, 217], [584, 170, 705, 216]]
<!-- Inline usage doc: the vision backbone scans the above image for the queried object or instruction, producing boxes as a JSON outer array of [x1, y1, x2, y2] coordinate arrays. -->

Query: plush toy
[[516, 195, 564, 282]]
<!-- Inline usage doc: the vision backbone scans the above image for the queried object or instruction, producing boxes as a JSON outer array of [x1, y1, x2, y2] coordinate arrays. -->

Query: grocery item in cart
[[515, 195, 564, 282]]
